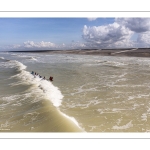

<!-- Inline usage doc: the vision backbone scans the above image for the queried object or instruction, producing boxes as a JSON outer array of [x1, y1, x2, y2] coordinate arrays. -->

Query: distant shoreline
[[9, 48, 150, 57]]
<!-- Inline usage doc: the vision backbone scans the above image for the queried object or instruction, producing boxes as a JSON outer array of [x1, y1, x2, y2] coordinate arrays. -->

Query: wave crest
[[9, 61, 63, 107]]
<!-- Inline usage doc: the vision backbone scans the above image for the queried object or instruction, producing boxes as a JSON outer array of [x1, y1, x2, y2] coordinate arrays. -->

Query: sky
[[0, 17, 150, 51]]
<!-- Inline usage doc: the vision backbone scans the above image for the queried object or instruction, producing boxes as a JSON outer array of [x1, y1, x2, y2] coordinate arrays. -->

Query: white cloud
[[3, 18, 150, 51], [82, 18, 150, 48], [22, 41, 86, 50], [116, 18, 150, 47], [82, 22, 133, 48], [2, 41, 58, 50], [116, 18, 150, 33], [113, 39, 134, 48], [137, 32, 150, 47], [12, 44, 21, 49], [87, 18, 97, 21], [71, 42, 86, 49], [2, 44, 21, 50], [3, 40, 87, 51], [23, 41, 56, 48]]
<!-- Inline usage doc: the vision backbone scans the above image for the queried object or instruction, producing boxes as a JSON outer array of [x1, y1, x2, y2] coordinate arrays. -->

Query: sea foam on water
[[10, 60, 64, 107]]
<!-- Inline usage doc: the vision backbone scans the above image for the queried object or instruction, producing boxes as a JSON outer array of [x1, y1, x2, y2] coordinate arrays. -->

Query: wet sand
[[10, 48, 150, 57]]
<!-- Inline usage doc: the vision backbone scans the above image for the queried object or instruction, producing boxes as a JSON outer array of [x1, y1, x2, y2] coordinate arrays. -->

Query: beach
[[11, 48, 150, 57]]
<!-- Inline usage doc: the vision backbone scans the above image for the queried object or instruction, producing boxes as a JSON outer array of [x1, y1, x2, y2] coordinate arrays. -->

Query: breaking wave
[[9, 60, 63, 107]]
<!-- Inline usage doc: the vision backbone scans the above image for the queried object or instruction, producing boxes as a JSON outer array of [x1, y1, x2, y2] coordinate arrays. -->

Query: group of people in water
[[31, 71, 53, 81]]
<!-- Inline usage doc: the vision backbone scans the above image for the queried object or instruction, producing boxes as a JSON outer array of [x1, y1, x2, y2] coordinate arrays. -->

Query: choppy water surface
[[1, 52, 150, 132]]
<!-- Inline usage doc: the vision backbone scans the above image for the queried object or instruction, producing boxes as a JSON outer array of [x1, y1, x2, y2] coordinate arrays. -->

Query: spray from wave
[[9, 60, 63, 107]]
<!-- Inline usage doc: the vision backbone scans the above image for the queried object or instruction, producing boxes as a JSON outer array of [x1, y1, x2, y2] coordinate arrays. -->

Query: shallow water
[[1, 52, 150, 132]]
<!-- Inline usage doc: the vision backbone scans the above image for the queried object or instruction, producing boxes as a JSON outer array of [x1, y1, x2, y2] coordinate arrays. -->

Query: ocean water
[[1, 51, 150, 132]]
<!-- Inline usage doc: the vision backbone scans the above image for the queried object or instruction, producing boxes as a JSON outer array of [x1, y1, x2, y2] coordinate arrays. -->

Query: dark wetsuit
[[49, 77, 53, 81]]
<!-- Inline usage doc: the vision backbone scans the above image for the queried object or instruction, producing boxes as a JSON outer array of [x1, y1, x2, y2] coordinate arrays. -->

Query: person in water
[[31, 71, 34, 75], [49, 76, 53, 81], [43, 76, 45, 80]]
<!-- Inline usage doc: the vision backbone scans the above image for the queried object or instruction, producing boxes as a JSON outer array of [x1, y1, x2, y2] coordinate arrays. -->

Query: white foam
[[2, 95, 21, 102], [116, 118, 122, 125], [0, 57, 4, 59], [141, 113, 147, 121], [13, 70, 85, 131], [22, 75, 63, 107], [16, 54, 28, 58], [59, 110, 85, 132], [12, 103, 22, 106], [112, 108, 128, 112], [104, 61, 127, 67], [112, 121, 133, 130], [128, 94, 150, 101], [9, 61, 63, 107], [128, 96, 135, 100], [119, 73, 127, 78], [133, 103, 140, 110], [1, 60, 27, 71], [14, 61, 27, 70], [14, 54, 38, 61], [38, 79, 64, 107], [30, 57, 37, 61]]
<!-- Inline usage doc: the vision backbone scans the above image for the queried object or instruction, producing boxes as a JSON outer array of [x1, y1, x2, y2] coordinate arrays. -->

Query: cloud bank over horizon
[[2, 40, 87, 51], [82, 18, 150, 49], [1, 18, 150, 51]]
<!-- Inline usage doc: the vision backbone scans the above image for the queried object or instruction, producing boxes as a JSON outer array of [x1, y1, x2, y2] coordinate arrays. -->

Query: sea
[[1, 51, 150, 132]]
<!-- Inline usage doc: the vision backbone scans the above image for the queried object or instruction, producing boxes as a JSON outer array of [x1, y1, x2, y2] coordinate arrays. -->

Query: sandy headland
[[10, 48, 150, 57]]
